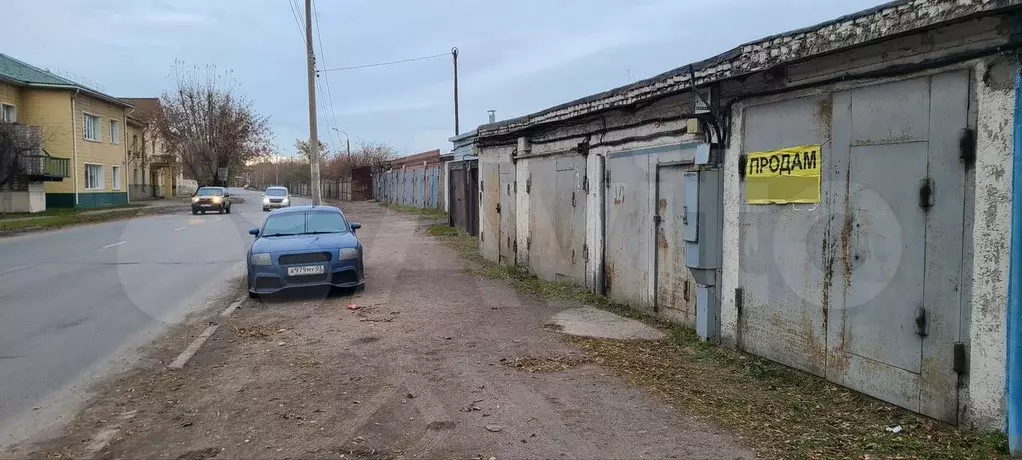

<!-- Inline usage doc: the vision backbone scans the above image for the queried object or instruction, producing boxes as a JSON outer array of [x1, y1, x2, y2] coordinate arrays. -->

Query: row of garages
[[450, 0, 1022, 445]]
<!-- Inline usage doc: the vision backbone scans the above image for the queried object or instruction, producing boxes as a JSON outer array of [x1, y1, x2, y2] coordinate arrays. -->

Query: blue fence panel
[[372, 166, 443, 210]]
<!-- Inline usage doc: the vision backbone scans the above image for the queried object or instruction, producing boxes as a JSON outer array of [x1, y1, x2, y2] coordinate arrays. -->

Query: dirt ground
[[13, 201, 754, 460]]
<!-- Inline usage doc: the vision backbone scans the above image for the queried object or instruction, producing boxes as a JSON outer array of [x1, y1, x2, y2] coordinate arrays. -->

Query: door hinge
[[959, 128, 976, 167], [507, 236, 512, 249], [496, 203, 501, 214], [583, 243, 589, 262], [915, 306, 929, 337], [738, 154, 748, 181], [480, 179, 484, 192], [953, 342, 968, 374], [653, 214, 662, 225], [918, 178, 934, 210], [571, 249, 576, 264], [735, 288, 743, 316], [513, 238, 518, 253], [571, 191, 576, 207], [604, 170, 611, 188], [480, 230, 484, 242], [526, 175, 531, 194], [582, 175, 589, 193], [513, 180, 517, 194], [526, 236, 531, 251], [684, 280, 690, 301]]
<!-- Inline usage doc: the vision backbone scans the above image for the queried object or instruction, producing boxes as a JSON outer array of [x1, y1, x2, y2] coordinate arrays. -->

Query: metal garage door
[[655, 163, 697, 327], [604, 150, 653, 310], [498, 163, 516, 265], [740, 71, 968, 423], [555, 156, 587, 284]]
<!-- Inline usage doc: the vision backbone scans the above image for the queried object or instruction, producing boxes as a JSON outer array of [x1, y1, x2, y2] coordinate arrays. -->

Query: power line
[[319, 52, 449, 73], [312, 0, 342, 149], [286, 0, 304, 43]]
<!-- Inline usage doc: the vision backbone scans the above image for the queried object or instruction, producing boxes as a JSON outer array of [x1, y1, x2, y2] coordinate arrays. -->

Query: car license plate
[[287, 265, 324, 276], [200, 204, 211, 207]]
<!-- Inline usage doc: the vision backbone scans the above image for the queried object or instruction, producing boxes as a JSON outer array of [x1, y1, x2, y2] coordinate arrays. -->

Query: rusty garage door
[[604, 150, 653, 310], [498, 162, 516, 265], [740, 71, 968, 423], [655, 163, 697, 327], [555, 156, 587, 284]]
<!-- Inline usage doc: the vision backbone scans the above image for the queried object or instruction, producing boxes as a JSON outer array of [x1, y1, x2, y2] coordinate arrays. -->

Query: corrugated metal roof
[[0, 54, 79, 86], [0, 53, 132, 108]]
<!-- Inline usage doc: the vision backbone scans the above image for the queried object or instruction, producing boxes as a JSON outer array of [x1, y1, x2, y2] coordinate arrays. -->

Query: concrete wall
[[966, 55, 1015, 429]]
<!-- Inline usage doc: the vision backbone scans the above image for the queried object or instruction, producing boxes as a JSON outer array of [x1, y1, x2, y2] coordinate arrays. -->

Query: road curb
[[168, 325, 220, 370]]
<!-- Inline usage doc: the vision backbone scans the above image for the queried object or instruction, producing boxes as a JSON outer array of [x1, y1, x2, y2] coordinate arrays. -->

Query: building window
[[112, 166, 122, 190], [85, 164, 104, 190], [1, 104, 16, 123], [110, 120, 119, 145], [84, 114, 101, 141]]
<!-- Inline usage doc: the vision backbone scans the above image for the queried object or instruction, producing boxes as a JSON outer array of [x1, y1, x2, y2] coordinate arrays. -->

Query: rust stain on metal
[[658, 198, 667, 212], [837, 166, 853, 355], [658, 235, 669, 250], [841, 168, 853, 289], [816, 97, 833, 132], [801, 311, 826, 374]]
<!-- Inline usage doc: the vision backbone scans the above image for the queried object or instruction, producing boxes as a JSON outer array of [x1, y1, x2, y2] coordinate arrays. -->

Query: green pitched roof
[[0, 54, 131, 107]]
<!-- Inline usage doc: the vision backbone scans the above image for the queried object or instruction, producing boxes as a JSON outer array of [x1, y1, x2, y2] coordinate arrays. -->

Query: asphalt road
[[0, 187, 311, 446]]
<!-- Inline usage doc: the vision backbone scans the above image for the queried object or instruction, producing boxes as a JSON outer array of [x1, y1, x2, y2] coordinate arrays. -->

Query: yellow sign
[[746, 145, 822, 204]]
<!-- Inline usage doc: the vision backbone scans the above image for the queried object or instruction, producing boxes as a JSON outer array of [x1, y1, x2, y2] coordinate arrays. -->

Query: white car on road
[[262, 186, 291, 211]]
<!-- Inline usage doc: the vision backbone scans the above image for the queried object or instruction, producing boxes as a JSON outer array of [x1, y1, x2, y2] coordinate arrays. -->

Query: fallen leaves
[[501, 355, 592, 373]]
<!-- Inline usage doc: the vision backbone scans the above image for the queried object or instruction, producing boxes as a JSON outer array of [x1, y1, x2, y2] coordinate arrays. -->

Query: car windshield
[[261, 211, 348, 237], [196, 188, 224, 196], [266, 188, 287, 196]]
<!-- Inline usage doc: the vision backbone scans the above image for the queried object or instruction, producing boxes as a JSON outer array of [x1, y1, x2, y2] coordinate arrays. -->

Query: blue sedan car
[[246, 205, 364, 297]]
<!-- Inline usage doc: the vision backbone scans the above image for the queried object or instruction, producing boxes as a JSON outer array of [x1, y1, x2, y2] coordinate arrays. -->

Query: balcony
[[23, 155, 70, 181]]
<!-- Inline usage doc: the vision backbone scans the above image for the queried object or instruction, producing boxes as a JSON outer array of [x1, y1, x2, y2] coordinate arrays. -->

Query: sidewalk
[[14, 201, 753, 459]]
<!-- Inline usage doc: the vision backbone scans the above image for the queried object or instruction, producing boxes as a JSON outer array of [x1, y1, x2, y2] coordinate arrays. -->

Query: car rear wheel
[[226, 206, 231, 214], [191, 209, 197, 215]]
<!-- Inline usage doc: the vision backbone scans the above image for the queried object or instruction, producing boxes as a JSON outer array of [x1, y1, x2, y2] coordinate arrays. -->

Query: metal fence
[[373, 165, 443, 209]]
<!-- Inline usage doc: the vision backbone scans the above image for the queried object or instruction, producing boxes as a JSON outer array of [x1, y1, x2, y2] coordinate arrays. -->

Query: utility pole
[[305, 0, 322, 204], [452, 47, 460, 136]]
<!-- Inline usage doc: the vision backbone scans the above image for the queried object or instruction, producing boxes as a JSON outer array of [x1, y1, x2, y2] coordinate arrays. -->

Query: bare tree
[[323, 141, 395, 180], [0, 123, 43, 191], [158, 62, 272, 186]]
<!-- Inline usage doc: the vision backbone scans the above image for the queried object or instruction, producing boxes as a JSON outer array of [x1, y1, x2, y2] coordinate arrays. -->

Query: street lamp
[[332, 128, 351, 156]]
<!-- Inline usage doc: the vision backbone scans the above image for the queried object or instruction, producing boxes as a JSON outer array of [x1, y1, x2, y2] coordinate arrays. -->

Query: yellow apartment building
[[0, 53, 131, 209]]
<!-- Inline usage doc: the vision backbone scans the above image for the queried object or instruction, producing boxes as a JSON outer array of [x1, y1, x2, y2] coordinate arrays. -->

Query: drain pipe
[[70, 89, 80, 207], [1008, 67, 1022, 456]]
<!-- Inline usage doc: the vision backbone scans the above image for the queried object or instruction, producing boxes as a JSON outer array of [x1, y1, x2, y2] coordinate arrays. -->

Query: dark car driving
[[191, 187, 232, 215], [246, 205, 364, 297]]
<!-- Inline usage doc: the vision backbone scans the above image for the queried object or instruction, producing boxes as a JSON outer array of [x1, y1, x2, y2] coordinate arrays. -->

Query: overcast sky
[[7, 0, 883, 157]]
